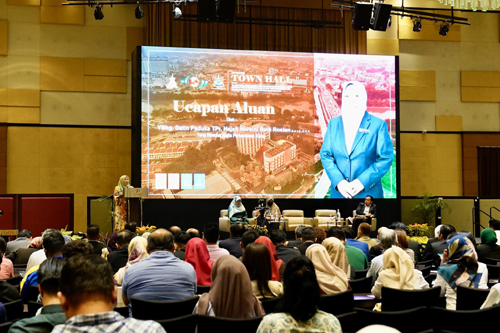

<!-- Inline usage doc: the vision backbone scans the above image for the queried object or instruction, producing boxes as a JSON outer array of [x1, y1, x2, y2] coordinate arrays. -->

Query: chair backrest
[[415, 259, 433, 269], [27, 284, 40, 302], [0, 319, 18, 333], [483, 257, 500, 266], [3, 276, 22, 286], [355, 307, 431, 333], [318, 290, 354, 315], [354, 269, 369, 279], [456, 285, 491, 310], [430, 305, 500, 333], [315, 209, 337, 217], [260, 296, 282, 314], [27, 301, 43, 317], [197, 315, 264, 333], [487, 264, 500, 286], [220, 210, 228, 218], [282, 210, 304, 218], [417, 266, 432, 277], [131, 295, 200, 320], [335, 311, 359, 333], [348, 277, 372, 293], [157, 314, 198, 333], [3, 299, 23, 322], [196, 285, 211, 294], [252, 210, 260, 218], [381, 286, 441, 311]]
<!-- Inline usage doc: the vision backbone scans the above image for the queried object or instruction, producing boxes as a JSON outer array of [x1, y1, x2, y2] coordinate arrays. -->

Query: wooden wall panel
[[367, 38, 399, 55], [436, 116, 463, 131], [83, 76, 127, 93], [461, 72, 500, 102], [7, 0, 40, 5], [40, 6, 85, 25], [0, 89, 40, 107], [400, 70, 436, 101], [0, 21, 7, 56], [40, 57, 84, 92], [126, 27, 144, 61], [83, 59, 127, 77]]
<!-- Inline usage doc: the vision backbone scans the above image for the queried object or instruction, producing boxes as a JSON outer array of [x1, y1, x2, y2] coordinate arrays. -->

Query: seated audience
[[477, 228, 500, 262], [187, 228, 200, 238], [122, 229, 196, 306], [7, 229, 32, 254], [435, 234, 488, 310], [256, 256, 342, 333], [305, 243, 349, 294], [297, 227, 317, 255], [107, 222, 137, 253], [27, 230, 61, 273], [255, 236, 283, 281], [107, 229, 134, 274], [6, 236, 41, 266], [169, 226, 182, 236], [356, 222, 378, 249], [185, 237, 214, 286], [269, 229, 300, 264], [422, 224, 456, 268], [203, 223, 229, 260], [9, 257, 66, 333], [240, 229, 260, 254], [329, 226, 367, 271], [62, 241, 93, 259], [173, 231, 190, 260], [86, 224, 106, 256], [367, 228, 397, 286], [489, 219, 500, 246], [242, 243, 284, 299], [395, 230, 415, 263], [52, 255, 165, 333], [343, 226, 370, 262], [322, 237, 352, 278], [481, 283, 500, 309], [287, 225, 308, 247], [0, 256, 21, 304], [114, 236, 149, 286], [370, 222, 420, 262], [371, 246, 429, 298], [314, 227, 327, 244], [0, 238, 13, 279], [194, 255, 264, 317], [219, 223, 245, 258], [228, 196, 248, 224]]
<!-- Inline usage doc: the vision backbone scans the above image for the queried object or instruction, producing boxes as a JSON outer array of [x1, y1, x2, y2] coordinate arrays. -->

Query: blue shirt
[[122, 251, 197, 305], [346, 239, 371, 262]]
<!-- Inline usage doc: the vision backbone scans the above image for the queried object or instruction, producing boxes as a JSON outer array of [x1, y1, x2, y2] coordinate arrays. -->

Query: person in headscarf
[[228, 196, 248, 224], [194, 255, 265, 318], [114, 236, 149, 286], [322, 237, 351, 278], [185, 237, 214, 286], [371, 246, 429, 298], [114, 175, 132, 231], [477, 228, 500, 263], [305, 243, 349, 294], [435, 234, 488, 310], [255, 236, 283, 282], [262, 195, 281, 220]]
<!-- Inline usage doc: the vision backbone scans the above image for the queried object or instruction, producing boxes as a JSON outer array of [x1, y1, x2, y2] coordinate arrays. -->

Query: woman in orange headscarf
[[185, 237, 214, 286]]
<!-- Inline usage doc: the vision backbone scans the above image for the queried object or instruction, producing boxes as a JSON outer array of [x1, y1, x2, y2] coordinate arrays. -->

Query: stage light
[[439, 22, 450, 36], [413, 18, 422, 32], [173, 5, 182, 19], [94, 4, 104, 20], [387, 16, 392, 28], [135, 4, 144, 19]]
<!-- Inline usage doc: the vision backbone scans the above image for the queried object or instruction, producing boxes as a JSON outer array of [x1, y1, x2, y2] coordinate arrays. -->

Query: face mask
[[268, 201, 273, 207]]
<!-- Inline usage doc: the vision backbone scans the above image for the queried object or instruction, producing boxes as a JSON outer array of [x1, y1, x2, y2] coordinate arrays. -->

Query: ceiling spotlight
[[439, 22, 450, 36], [413, 18, 422, 32], [135, 4, 144, 19], [94, 4, 104, 20], [387, 16, 392, 28], [173, 5, 182, 19]]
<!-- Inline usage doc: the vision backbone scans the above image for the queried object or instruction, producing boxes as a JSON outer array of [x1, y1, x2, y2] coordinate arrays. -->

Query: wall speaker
[[370, 3, 393, 31], [197, 0, 217, 22], [352, 2, 373, 31], [218, 0, 237, 23]]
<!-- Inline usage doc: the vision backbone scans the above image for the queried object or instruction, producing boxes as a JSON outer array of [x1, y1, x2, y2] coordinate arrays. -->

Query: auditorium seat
[[157, 314, 198, 333], [197, 315, 264, 333], [3, 276, 22, 287], [219, 210, 230, 233], [260, 296, 282, 314], [417, 265, 432, 278], [131, 295, 200, 320], [353, 307, 432, 333], [483, 257, 500, 266], [456, 285, 490, 310], [318, 290, 354, 315], [348, 277, 372, 293], [197, 285, 211, 294], [27, 301, 42, 317], [487, 264, 500, 287], [0, 320, 18, 333], [381, 286, 441, 311], [282, 210, 313, 232], [354, 269, 369, 279], [429, 305, 500, 333], [4, 300, 23, 322]]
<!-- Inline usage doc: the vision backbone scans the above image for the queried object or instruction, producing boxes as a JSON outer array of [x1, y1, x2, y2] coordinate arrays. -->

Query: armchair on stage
[[314, 210, 345, 229], [281, 210, 313, 232], [219, 209, 259, 233]]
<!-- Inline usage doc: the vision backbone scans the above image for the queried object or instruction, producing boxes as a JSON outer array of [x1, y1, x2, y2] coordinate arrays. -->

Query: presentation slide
[[140, 47, 397, 199]]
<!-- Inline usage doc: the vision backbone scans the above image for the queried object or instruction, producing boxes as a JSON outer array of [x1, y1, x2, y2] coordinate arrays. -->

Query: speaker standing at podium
[[114, 175, 133, 231]]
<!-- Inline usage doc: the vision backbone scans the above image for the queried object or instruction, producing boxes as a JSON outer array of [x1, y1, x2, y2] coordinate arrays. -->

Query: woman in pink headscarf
[[255, 236, 284, 281], [185, 237, 214, 286]]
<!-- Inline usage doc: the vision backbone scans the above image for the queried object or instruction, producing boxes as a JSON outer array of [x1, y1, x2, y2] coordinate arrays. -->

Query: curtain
[[478, 146, 500, 197]]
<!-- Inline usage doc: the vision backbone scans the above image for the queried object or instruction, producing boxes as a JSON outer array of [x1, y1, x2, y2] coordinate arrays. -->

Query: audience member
[[269, 229, 300, 264], [305, 243, 349, 294], [107, 222, 137, 253], [185, 237, 214, 286], [52, 255, 165, 333], [330, 226, 367, 271], [0, 238, 13, 279], [6, 236, 41, 265], [187, 228, 200, 238], [356, 222, 378, 249], [395, 230, 415, 263], [255, 236, 283, 281], [287, 225, 308, 247], [169, 226, 182, 236], [367, 228, 396, 286], [107, 229, 134, 274], [422, 224, 456, 268], [435, 234, 488, 310], [240, 229, 260, 253], [314, 227, 327, 244], [256, 256, 342, 333], [0, 256, 21, 304], [242, 243, 284, 299], [122, 229, 196, 306], [370, 222, 420, 262], [114, 236, 149, 286], [142, 232, 151, 240], [173, 231, 190, 260], [21, 229, 65, 302], [6, 229, 32, 254], [203, 223, 229, 260], [27, 230, 62, 273], [343, 226, 370, 262], [481, 283, 500, 309], [228, 196, 248, 224], [477, 228, 500, 263], [219, 223, 245, 258], [9, 257, 66, 333], [61, 241, 93, 259], [322, 237, 352, 278], [297, 227, 317, 255], [194, 255, 264, 317], [371, 246, 429, 299], [86, 224, 106, 256], [488, 219, 500, 246]]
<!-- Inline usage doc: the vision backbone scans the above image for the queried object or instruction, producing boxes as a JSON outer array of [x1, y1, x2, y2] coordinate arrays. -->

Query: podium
[[124, 188, 149, 226]]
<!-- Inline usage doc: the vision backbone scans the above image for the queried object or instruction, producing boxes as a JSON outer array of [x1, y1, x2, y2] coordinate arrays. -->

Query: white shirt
[[26, 249, 46, 273], [363, 205, 371, 215], [206, 245, 230, 261], [367, 254, 384, 287], [495, 230, 500, 246], [481, 283, 500, 309]]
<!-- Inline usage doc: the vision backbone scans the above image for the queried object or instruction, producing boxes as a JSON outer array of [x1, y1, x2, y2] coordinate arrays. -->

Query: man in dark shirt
[[219, 223, 245, 258], [107, 230, 134, 274], [269, 229, 300, 264], [287, 225, 308, 247], [422, 224, 456, 268], [107, 222, 137, 253], [297, 227, 316, 255], [87, 224, 106, 256], [173, 231, 190, 260]]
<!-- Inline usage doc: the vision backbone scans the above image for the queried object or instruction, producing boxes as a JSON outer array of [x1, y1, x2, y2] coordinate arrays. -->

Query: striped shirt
[[122, 250, 197, 303]]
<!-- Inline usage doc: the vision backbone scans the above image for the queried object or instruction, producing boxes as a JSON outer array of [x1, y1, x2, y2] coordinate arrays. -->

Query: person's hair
[[62, 241, 94, 259], [327, 226, 345, 241], [294, 225, 308, 238], [388, 222, 406, 230], [277, 256, 320, 322], [366, 195, 374, 202], [59, 255, 114, 306], [116, 230, 134, 247], [42, 229, 65, 255], [18, 229, 32, 238], [458, 230, 477, 249], [242, 243, 273, 298], [187, 228, 200, 238], [342, 226, 356, 239], [489, 219, 500, 231], [395, 230, 409, 250], [230, 223, 245, 238], [439, 224, 456, 240], [148, 229, 174, 251], [379, 229, 397, 250], [87, 224, 100, 240], [241, 229, 259, 248], [359, 223, 371, 236], [301, 227, 316, 242], [124, 222, 137, 233], [313, 227, 326, 244], [38, 257, 65, 295], [269, 229, 286, 246], [174, 231, 191, 247], [0, 237, 6, 255], [203, 223, 219, 244]]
